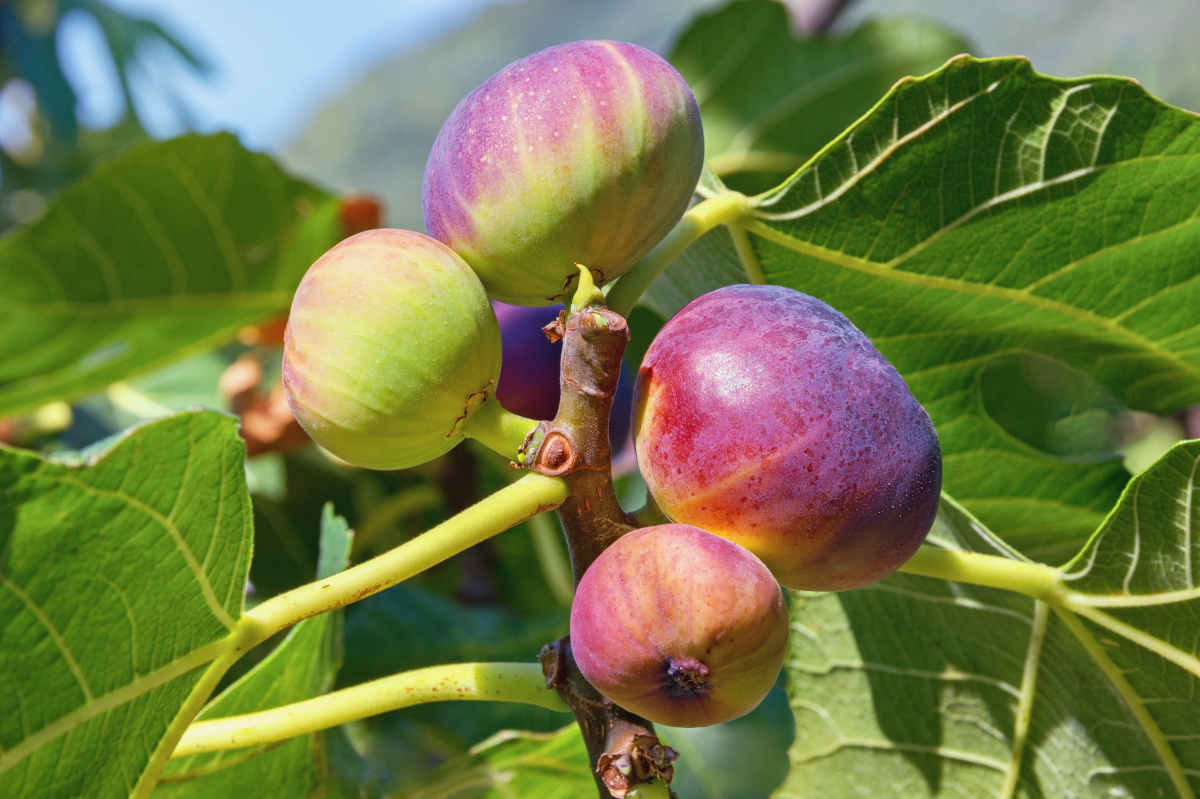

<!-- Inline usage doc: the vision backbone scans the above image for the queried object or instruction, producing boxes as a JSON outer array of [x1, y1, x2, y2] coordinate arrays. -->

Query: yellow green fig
[[282, 229, 502, 469]]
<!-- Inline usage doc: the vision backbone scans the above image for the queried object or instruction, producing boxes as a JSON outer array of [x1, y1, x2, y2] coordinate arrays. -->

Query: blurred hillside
[[282, 0, 1200, 231], [845, 0, 1200, 112]]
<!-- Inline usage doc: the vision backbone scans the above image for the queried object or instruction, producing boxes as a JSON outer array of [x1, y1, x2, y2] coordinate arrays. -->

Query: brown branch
[[524, 302, 676, 797], [526, 305, 636, 582]]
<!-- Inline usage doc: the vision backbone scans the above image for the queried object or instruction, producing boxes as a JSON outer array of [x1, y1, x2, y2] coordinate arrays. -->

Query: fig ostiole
[[634, 284, 942, 591], [422, 40, 704, 305], [282, 228, 531, 470], [569, 524, 788, 728]]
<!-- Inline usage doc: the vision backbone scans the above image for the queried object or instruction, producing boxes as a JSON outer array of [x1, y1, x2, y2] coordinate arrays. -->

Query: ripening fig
[[423, 40, 704, 305], [492, 300, 635, 447], [570, 524, 787, 728], [634, 285, 941, 592], [492, 301, 564, 421], [282, 229, 502, 470]]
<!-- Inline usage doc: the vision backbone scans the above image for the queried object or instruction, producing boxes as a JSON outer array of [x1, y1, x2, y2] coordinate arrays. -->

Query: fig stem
[[171, 662, 568, 758], [606, 191, 751, 316], [242, 473, 567, 644], [707, 149, 805, 177], [532, 304, 636, 581], [571, 262, 607, 312], [463, 398, 542, 461], [898, 546, 1064, 601]]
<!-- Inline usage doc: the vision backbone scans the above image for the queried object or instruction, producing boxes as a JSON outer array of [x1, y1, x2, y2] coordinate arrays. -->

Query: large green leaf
[[782, 442, 1200, 797], [670, 1, 970, 192], [155, 504, 352, 798], [0, 133, 341, 416], [718, 56, 1200, 554], [0, 412, 254, 799]]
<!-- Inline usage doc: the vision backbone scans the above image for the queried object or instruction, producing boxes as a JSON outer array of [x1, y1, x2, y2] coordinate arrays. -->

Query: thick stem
[[528, 302, 636, 582], [606, 192, 751, 317], [898, 546, 1064, 601], [172, 662, 567, 758], [132, 649, 242, 798], [242, 473, 567, 645]]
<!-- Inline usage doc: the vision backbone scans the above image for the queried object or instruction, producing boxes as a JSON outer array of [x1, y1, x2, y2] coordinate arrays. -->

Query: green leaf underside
[[0, 132, 342, 417], [670, 3, 971, 188], [155, 505, 353, 797], [727, 55, 1200, 553], [410, 726, 591, 799], [783, 443, 1200, 798], [0, 412, 253, 799]]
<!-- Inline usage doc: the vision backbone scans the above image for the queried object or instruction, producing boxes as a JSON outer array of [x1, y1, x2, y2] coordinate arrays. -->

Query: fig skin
[[492, 300, 634, 446], [492, 301, 563, 421], [282, 229, 501, 470], [423, 40, 704, 306], [570, 524, 788, 728], [634, 284, 941, 592]]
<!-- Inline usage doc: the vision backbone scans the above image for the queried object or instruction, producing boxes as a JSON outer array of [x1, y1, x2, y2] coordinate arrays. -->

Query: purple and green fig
[[422, 40, 704, 306], [570, 524, 787, 728], [634, 285, 941, 592], [282, 229, 502, 470]]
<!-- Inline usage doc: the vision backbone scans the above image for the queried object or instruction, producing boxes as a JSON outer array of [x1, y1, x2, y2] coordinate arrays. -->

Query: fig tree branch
[[898, 546, 1064, 601], [522, 277, 676, 798]]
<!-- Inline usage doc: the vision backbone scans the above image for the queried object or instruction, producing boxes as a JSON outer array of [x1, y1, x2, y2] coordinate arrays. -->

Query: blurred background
[[3, 1, 1198, 795], [3, 0, 1199, 232]]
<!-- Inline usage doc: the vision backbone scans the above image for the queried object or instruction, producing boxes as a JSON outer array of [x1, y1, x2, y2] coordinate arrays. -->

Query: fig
[[570, 524, 787, 728], [422, 40, 704, 305], [282, 228, 501, 469], [634, 284, 941, 591], [492, 300, 634, 447], [492, 301, 564, 421]]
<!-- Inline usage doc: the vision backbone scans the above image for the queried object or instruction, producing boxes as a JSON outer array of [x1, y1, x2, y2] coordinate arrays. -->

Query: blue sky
[[60, 0, 493, 150]]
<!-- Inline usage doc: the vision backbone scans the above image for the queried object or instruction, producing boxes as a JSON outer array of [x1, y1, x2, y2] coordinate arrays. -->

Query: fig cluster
[[283, 39, 702, 467], [281, 38, 943, 738]]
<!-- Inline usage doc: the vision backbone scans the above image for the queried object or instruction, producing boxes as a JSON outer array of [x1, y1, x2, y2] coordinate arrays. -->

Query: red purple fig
[[634, 284, 941, 591]]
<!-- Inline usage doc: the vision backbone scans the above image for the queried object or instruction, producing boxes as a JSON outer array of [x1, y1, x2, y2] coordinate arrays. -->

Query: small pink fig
[[423, 40, 704, 305], [634, 284, 941, 591], [570, 524, 788, 728]]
